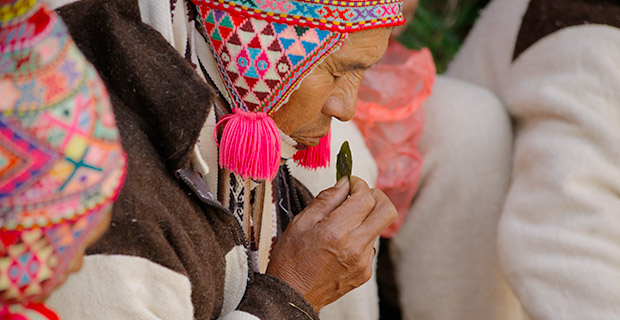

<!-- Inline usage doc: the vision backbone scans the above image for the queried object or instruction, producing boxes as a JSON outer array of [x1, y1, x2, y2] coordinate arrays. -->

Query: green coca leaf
[[336, 141, 353, 182]]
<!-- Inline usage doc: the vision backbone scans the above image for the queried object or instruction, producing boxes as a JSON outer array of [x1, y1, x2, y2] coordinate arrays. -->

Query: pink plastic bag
[[354, 41, 436, 238]]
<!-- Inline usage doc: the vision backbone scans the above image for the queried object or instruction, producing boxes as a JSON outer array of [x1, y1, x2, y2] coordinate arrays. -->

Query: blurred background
[[396, 0, 491, 73], [377, 1, 491, 319]]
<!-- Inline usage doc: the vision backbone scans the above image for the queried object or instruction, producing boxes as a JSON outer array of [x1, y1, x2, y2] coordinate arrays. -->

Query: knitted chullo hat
[[0, 1, 126, 318], [191, 0, 404, 180]]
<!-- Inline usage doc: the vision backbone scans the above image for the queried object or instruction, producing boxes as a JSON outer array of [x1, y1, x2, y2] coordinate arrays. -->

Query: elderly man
[[45, 0, 401, 319]]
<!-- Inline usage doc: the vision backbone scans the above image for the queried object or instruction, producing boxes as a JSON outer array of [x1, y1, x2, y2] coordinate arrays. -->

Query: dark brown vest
[[514, 0, 620, 60]]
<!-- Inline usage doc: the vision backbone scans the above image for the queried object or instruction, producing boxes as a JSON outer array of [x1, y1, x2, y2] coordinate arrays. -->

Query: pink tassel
[[292, 128, 331, 169], [215, 108, 281, 181]]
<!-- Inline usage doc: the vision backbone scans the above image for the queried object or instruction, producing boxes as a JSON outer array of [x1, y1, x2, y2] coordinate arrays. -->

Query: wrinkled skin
[[267, 177, 397, 311], [267, 27, 398, 311], [271, 28, 392, 147]]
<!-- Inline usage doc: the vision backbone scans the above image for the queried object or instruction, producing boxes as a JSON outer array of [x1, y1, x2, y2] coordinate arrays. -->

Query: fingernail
[[335, 177, 348, 188]]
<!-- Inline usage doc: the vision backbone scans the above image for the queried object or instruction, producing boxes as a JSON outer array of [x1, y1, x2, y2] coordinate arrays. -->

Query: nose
[[322, 90, 358, 122]]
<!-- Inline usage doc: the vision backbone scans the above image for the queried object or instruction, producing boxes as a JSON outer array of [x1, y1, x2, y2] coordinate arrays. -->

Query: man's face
[[271, 27, 391, 147]]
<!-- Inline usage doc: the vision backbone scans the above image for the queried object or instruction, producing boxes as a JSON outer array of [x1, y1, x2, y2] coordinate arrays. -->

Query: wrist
[[265, 265, 322, 312]]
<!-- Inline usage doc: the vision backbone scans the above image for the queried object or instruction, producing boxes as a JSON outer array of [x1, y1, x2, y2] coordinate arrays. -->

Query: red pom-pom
[[292, 128, 331, 169], [0, 302, 59, 320]]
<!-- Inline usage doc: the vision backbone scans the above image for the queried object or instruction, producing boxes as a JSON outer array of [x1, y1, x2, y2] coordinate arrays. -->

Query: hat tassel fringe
[[215, 109, 281, 181]]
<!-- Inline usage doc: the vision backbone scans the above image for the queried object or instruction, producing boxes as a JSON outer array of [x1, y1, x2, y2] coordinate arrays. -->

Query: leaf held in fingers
[[336, 141, 353, 182]]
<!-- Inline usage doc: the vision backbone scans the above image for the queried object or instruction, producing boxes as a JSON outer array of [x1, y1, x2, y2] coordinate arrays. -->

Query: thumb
[[297, 177, 350, 225]]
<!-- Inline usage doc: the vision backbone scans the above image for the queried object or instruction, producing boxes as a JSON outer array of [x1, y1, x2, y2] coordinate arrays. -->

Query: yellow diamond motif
[[65, 135, 88, 161]]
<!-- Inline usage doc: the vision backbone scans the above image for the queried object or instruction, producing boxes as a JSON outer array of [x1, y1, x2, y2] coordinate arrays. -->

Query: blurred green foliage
[[396, 0, 491, 73]]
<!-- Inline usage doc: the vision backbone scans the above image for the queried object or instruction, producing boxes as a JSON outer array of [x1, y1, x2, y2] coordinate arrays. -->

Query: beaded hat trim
[[201, 0, 405, 32]]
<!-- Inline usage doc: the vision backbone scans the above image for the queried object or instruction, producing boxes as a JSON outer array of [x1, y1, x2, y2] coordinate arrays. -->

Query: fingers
[[370, 244, 377, 266], [349, 175, 370, 195], [361, 243, 375, 283], [325, 176, 376, 228], [295, 177, 351, 226], [357, 189, 397, 247], [298, 176, 396, 248]]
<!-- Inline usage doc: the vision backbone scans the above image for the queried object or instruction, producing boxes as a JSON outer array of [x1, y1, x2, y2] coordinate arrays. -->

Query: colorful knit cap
[[191, 0, 404, 180], [0, 1, 126, 318]]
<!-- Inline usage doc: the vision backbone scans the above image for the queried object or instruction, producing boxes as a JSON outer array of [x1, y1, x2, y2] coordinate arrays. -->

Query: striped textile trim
[[194, 0, 405, 32]]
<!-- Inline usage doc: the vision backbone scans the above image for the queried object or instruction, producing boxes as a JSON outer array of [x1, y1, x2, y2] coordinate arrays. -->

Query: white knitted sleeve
[[47, 255, 194, 320], [499, 25, 620, 320]]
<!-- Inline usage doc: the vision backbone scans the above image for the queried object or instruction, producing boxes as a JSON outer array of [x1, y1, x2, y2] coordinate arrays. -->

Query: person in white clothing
[[392, 0, 620, 319]]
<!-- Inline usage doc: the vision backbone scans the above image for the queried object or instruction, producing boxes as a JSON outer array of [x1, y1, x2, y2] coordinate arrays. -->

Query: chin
[[294, 130, 330, 148], [293, 137, 321, 149], [290, 123, 330, 148]]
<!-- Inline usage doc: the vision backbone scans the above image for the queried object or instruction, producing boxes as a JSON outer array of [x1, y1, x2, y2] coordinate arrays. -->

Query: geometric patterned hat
[[191, 0, 404, 180], [0, 0, 126, 316]]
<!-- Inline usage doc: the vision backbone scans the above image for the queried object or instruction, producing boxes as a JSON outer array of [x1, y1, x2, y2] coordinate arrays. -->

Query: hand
[[266, 176, 397, 311]]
